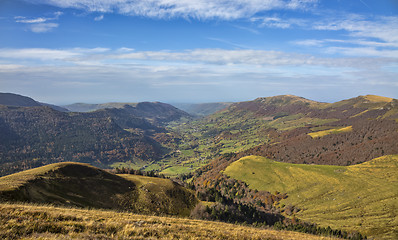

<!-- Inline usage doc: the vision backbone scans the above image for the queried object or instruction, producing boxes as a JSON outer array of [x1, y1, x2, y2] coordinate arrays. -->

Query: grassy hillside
[[121, 174, 197, 216], [0, 162, 197, 216], [223, 155, 398, 239], [0, 203, 334, 240]]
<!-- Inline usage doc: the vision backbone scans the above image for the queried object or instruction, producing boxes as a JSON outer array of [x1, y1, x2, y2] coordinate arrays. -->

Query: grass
[[0, 203, 339, 239], [308, 126, 353, 138], [0, 162, 198, 217], [160, 166, 192, 175], [0, 162, 94, 191], [223, 155, 398, 239], [121, 175, 198, 217]]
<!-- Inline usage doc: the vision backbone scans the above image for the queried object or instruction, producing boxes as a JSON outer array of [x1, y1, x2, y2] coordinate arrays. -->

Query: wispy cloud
[[29, 23, 59, 33], [23, 0, 318, 20], [15, 11, 63, 33], [1, 47, 396, 103], [94, 15, 104, 21], [1, 47, 396, 70], [255, 14, 398, 57]]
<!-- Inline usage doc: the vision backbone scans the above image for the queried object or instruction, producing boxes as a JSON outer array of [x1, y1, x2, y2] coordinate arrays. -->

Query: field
[[0, 203, 336, 239], [223, 155, 398, 239], [308, 126, 353, 138]]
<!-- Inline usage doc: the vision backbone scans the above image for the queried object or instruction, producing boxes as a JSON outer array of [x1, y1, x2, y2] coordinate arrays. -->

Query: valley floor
[[0, 203, 337, 240]]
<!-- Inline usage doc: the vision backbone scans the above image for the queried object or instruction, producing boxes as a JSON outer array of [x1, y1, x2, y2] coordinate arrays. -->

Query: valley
[[0, 92, 397, 239]]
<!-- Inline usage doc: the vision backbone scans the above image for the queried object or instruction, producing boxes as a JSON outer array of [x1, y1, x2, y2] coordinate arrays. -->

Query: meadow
[[224, 155, 398, 239], [0, 203, 336, 239]]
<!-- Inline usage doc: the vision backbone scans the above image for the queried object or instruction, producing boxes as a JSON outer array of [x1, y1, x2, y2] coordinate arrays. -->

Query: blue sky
[[0, 0, 397, 104]]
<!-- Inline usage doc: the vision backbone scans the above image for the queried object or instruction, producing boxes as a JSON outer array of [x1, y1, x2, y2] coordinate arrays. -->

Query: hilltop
[[0, 162, 197, 216], [0, 92, 68, 112]]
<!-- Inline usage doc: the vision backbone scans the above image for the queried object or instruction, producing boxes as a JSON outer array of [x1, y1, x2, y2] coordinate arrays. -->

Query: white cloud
[[29, 23, 59, 33], [15, 11, 63, 33], [94, 15, 104, 21], [15, 17, 48, 23], [0, 48, 81, 60], [24, 0, 318, 20], [1, 47, 396, 70], [1, 47, 397, 103]]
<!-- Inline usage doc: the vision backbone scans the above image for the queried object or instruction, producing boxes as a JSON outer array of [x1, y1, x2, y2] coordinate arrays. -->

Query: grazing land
[[0, 203, 339, 240], [224, 155, 398, 239], [0, 162, 197, 217]]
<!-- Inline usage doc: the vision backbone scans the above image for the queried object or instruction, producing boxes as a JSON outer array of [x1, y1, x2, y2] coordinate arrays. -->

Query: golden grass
[[120, 174, 198, 217], [0, 203, 336, 240], [308, 126, 352, 138], [363, 95, 393, 103], [223, 155, 398, 239]]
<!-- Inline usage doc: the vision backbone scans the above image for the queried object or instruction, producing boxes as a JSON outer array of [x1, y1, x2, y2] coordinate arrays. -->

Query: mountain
[[0, 93, 195, 176], [63, 102, 137, 112], [171, 94, 398, 170], [0, 105, 169, 176], [0, 162, 197, 216], [171, 102, 233, 116], [39, 102, 69, 112], [64, 101, 191, 123], [0, 93, 41, 107], [0, 92, 68, 112], [181, 94, 398, 240]]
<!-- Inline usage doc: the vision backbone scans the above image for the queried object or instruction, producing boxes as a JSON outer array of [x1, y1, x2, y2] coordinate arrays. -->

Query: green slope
[[0, 162, 197, 217], [223, 155, 398, 239]]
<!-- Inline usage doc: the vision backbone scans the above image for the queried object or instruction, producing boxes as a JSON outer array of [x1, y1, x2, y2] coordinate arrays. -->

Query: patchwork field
[[224, 155, 398, 239]]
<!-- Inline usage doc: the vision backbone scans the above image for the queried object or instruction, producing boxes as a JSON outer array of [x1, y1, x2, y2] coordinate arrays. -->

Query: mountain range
[[0, 92, 397, 239]]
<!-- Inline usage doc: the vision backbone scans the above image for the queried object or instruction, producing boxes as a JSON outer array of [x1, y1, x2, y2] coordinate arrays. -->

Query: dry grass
[[363, 95, 392, 103], [224, 155, 398, 239], [308, 126, 352, 138], [0, 203, 336, 240]]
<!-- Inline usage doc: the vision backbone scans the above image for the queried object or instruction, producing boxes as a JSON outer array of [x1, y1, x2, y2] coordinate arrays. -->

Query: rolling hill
[[0, 162, 197, 216], [223, 155, 398, 239], [171, 94, 398, 173]]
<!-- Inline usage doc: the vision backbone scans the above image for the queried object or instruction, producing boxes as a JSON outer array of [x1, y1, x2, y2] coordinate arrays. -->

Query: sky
[[0, 0, 397, 104]]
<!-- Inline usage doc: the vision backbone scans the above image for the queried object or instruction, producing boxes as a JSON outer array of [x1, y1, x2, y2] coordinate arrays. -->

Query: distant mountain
[[0, 92, 69, 112], [172, 102, 233, 116], [0, 162, 197, 216], [63, 102, 137, 112], [64, 101, 191, 123], [0, 93, 41, 107], [0, 105, 172, 176], [39, 102, 69, 112]]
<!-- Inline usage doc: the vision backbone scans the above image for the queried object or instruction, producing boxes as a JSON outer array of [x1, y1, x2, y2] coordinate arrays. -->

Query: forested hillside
[[0, 101, 189, 176]]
